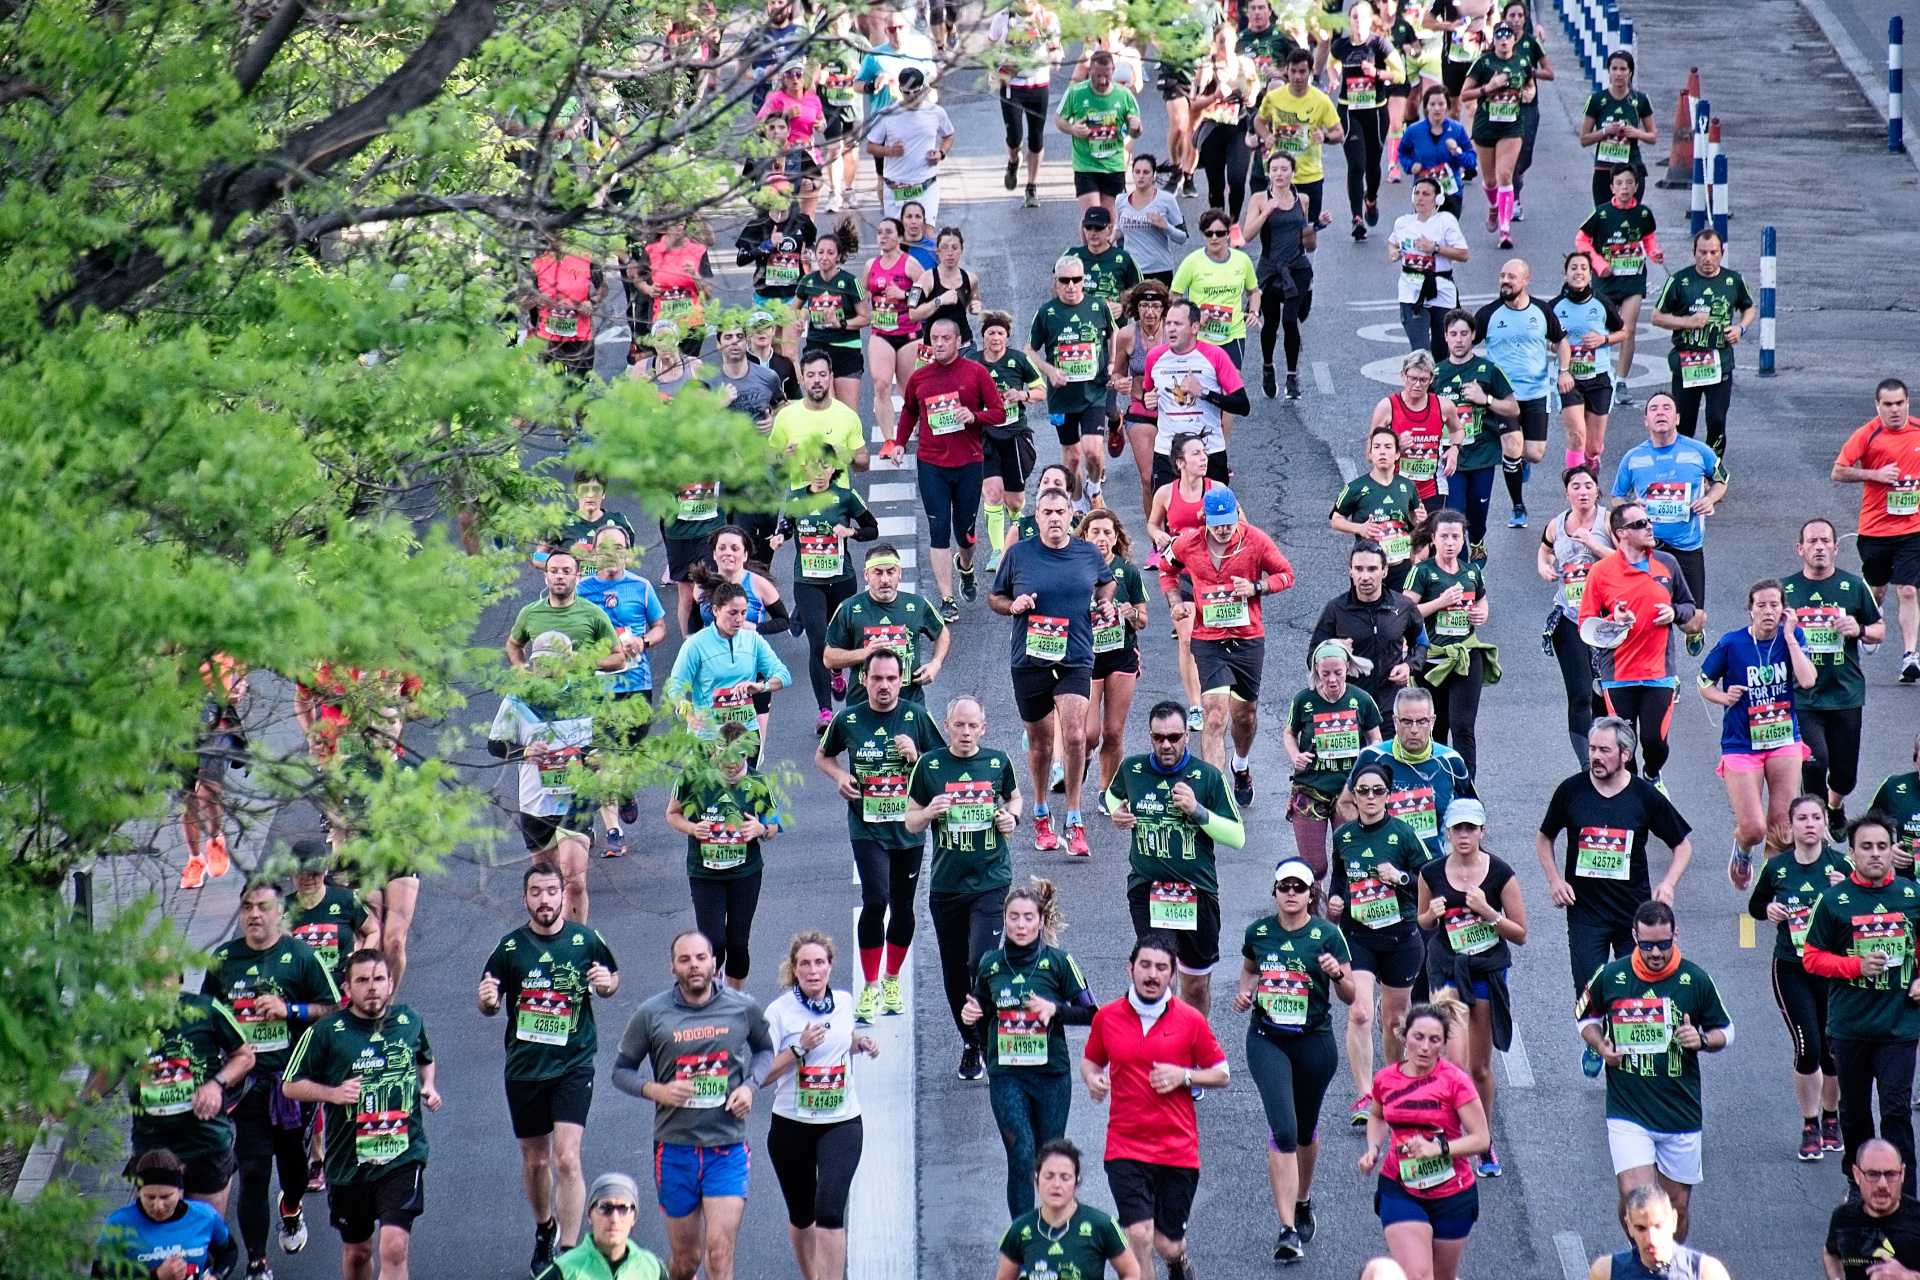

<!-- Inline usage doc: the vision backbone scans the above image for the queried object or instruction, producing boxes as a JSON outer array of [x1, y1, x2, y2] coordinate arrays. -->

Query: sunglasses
[[1057, 276, 1084, 284], [1618, 517, 1652, 531], [1149, 731, 1187, 743], [593, 1202, 639, 1216], [1202, 228, 1230, 237], [1353, 785, 1390, 797], [1276, 881, 1313, 894], [1634, 937, 1673, 952]]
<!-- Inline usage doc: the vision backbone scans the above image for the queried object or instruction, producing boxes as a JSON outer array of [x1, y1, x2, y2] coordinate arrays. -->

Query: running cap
[[291, 839, 332, 875], [748, 309, 776, 329], [898, 66, 927, 92], [1081, 206, 1113, 229], [589, 1172, 641, 1207], [1444, 797, 1488, 829], [528, 631, 575, 661], [1491, 21, 1515, 36], [1202, 486, 1239, 526], [1272, 859, 1317, 888], [779, 57, 807, 74]]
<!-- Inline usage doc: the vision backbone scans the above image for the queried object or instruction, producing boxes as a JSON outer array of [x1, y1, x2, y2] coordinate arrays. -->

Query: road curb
[[1795, 0, 1920, 173]]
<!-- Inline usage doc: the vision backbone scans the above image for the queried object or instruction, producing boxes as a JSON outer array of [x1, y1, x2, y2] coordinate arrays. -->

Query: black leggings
[[853, 839, 923, 951], [1428, 650, 1484, 779], [1197, 120, 1253, 221], [1259, 281, 1312, 373], [1801, 705, 1865, 799], [689, 870, 763, 981], [1513, 101, 1540, 190], [795, 579, 858, 710], [1550, 613, 1606, 766], [1602, 684, 1676, 781], [767, 1114, 864, 1230], [1773, 955, 1836, 1081], [1001, 84, 1050, 153], [233, 1086, 308, 1263], [1339, 103, 1390, 219], [1246, 1027, 1338, 1153], [931, 888, 1007, 1044], [1672, 372, 1734, 460]]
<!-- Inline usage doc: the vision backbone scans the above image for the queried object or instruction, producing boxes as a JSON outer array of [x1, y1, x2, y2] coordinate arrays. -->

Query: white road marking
[[1359, 352, 1669, 388], [870, 454, 913, 473], [847, 906, 917, 1280], [893, 549, 918, 567], [868, 482, 918, 503], [1336, 456, 1358, 482], [1346, 293, 1495, 311], [899, 580, 918, 595], [1554, 1231, 1589, 1280], [1312, 362, 1335, 396], [1498, 1023, 1535, 1088], [876, 516, 917, 537], [871, 424, 891, 444]]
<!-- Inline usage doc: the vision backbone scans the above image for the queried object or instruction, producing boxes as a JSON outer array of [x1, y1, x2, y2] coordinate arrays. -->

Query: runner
[[888, 316, 1006, 621], [1117, 154, 1190, 288], [638, 221, 715, 361], [1388, 177, 1469, 356], [822, 543, 951, 706], [863, 217, 929, 448], [1326, 760, 1427, 1126], [1143, 299, 1245, 495], [769, 353, 870, 500], [1577, 51, 1656, 205], [610, 932, 773, 1280], [179, 656, 245, 888], [1254, 48, 1344, 227], [899, 201, 940, 272], [1536, 713, 1689, 986], [1234, 859, 1355, 1261], [281, 950, 440, 1280], [1109, 282, 1172, 519], [1428, 0, 1491, 124], [1170, 210, 1260, 435], [584, 526, 667, 855], [1309, 541, 1429, 713], [1104, 701, 1248, 1010], [1577, 165, 1661, 410], [1069, 208, 1143, 329], [669, 723, 779, 990], [98, 1152, 242, 1280], [816, 647, 946, 1020], [1147, 434, 1220, 727], [1552, 252, 1627, 470], [770, 450, 876, 730], [526, 237, 604, 380], [1155, 0, 1218, 198], [1870, 735, 1920, 870], [992, 485, 1117, 856], [1436, 308, 1519, 558], [1459, 21, 1531, 246], [962, 882, 1098, 1214], [1539, 466, 1614, 764], [1395, 85, 1476, 218], [1190, 25, 1261, 221], [1286, 642, 1387, 873], [1784, 519, 1884, 836], [204, 882, 340, 1278], [1074, 511, 1148, 801], [864, 67, 952, 221], [1650, 229, 1755, 459], [1369, 349, 1464, 528], [1242, 149, 1325, 402], [1057, 50, 1144, 217], [1613, 394, 1725, 661], [1357, 994, 1489, 1280], [988, 0, 1064, 209], [1497, 0, 1551, 221], [1832, 377, 1920, 684], [1474, 257, 1568, 528], [1589, 1184, 1732, 1280], [1415, 798, 1526, 1175], [923, 226, 984, 354], [1825, 1138, 1920, 1279], [1331, 427, 1426, 590], [972, 312, 1046, 573], [906, 694, 1024, 1079], [1080, 934, 1231, 1280], [996, 1140, 1138, 1280], [494, 631, 606, 922], [1026, 255, 1116, 506], [1330, 2, 1404, 240], [757, 61, 825, 217], [663, 580, 792, 750], [1802, 814, 1920, 1195], [532, 1172, 664, 1280], [289, 841, 377, 995], [761, 932, 878, 1280], [538, 475, 637, 566], [1403, 508, 1491, 776], [1748, 793, 1850, 1160], [795, 222, 868, 410], [735, 174, 815, 358], [1158, 485, 1295, 798], [815, 12, 869, 216], [478, 866, 620, 1270], [1702, 580, 1818, 890]]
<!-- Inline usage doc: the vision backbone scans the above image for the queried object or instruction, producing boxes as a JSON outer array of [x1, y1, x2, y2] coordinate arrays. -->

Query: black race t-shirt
[[1539, 774, 1692, 932], [990, 535, 1115, 669], [1828, 1197, 1920, 1280]]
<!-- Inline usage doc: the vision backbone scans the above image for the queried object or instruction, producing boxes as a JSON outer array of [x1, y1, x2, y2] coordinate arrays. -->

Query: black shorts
[[1565, 375, 1613, 417], [1441, 60, 1472, 100], [875, 330, 919, 351], [1515, 395, 1550, 443], [820, 105, 857, 142], [1074, 169, 1127, 197], [664, 533, 709, 583], [1471, 121, 1523, 147], [1093, 647, 1142, 681], [1340, 920, 1424, 988], [1150, 450, 1231, 492], [1106, 1158, 1199, 1240], [1053, 403, 1106, 447], [613, 689, 655, 746], [1125, 880, 1222, 973], [328, 1160, 426, 1246], [127, 1147, 235, 1197], [1858, 533, 1920, 589], [983, 430, 1038, 492], [1597, 273, 1648, 303], [506, 1068, 595, 1138], [1159, 69, 1193, 100], [806, 342, 864, 380], [521, 808, 594, 853], [1191, 635, 1265, 701], [1012, 663, 1093, 723]]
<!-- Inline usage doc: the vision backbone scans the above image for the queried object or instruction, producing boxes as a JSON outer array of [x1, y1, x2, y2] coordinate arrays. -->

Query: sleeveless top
[[1127, 323, 1161, 419], [699, 574, 769, 629], [1256, 194, 1310, 290], [533, 254, 595, 342], [1609, 1245, 1705, 1280], [1390, 392, 1447, 501], [866, 254, 920, 337], [1549, 508, 1613, 621], [927, 267, 976, 345], [1166, 477, 1216, 537], [1418, 854, 1516, 970]]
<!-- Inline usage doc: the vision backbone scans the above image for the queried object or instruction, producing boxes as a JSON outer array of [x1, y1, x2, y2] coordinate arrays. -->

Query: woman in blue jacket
[[1396, 84, 1477, 217]]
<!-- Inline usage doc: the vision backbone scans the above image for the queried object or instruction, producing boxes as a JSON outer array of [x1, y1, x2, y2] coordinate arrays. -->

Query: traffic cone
[[1657, 68, 1701, 188]]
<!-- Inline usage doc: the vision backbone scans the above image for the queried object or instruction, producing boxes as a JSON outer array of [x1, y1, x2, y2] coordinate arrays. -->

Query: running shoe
[[1145, 547, 1162, 571], [531, 1217, 559, 1274], [1107, 418, 1126, 457], [1024, 185, 1039, 209], [1033, 813, 1061, 851], [1286, 373, 1301, 400], [1387, 161, 1403, 183], [1728, 842, 1756, 891], [854, 984, 880, 1024], [1229, 224, 1244, 248], [1180, 175, 1199, 198], [1187, 706, 1204, 731], [1486, 205, 1498, 233], [1232, 764, 1253, 809], [1903, 652, 1920, 684], [1498, 231, 1513, 250], [1364, 199, 1379, 227], [306, 1160, 326, 1193], [603, 826, 627, 858], [1295, 1198, 1316, 1244], [958, 1043, 984, 1080], [247, 1262, 274, 1280], [205, 833, 230, 879], [1049, 760, 1065, 792], [1167, 1251, 1196, 1280], [1828, 803, 1848, 843], [279, 1207, 308, 1255], [1272, 1225, 1305, 1262], [1799, 1120, 1824, 1162], [940, 596, 960, 623], [1513, 199, 1525, 221], [1686, 631, 1705, 658], [1649, 775, 1670, 799], [986, 546, 1005, 572], [1823, 1113, 1843, 1151], [816, 707, 833, 733], [619, 797, 641, 825], [958, 565, 977, 601], [1462, 166, 1479, 183], [1468, 539, 1488, 566], [1067, 822, 1090, 857], [1350, 1094, 1371, 1126], [882, 973, 906, 1015], [1004, 160, 1019, 191], [180, 852, 207, 890], [1477, 1147, 1503, 1177], [1508, 505, 1528, 529], [1582, 1044, 1604, 1078], [1350, 217, 1366, 241], [1613, 385, 1636, 408], [1262, 364, 1277, 398]]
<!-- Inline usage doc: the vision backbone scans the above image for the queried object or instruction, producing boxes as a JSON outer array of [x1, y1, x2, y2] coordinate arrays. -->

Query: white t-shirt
[[867, 104, 955, 186], [1390, 211, 1469, 309], [488, 696, 593, 817], [1143, 341, 1242, 454], [765, 987, 863, 1123]]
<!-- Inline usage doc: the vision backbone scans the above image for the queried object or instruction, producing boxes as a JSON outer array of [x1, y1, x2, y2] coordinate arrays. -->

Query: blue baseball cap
[[1203, 487, 1240, 526]]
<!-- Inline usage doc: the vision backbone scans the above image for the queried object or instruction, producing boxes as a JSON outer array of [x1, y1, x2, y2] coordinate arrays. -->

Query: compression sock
[[884, 942, 910, 976], [1566, 448, 1583, 469], [860, 947, 882, 984], [1484, 181, 1499, 208], [985, 503, 1006, 554], [1496, 186, 1514, 230], [1502, 454, 1525, 505]]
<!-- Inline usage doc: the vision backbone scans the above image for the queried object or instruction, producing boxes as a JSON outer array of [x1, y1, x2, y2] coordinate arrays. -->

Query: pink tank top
[[1167, 477, 1215, 537], [865, 254, 920, 337]]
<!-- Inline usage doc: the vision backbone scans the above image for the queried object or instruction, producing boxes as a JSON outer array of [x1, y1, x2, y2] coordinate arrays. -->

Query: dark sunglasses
[[592, 1202, 638, 1215], [1149, 731, 1187, 743], [1276, 880, 1313, 894], [1617, 517, 1652, 531], [1353, 785, 1390, 797], [1202, 228, 1230, 237], [1634, 937, 1674, 952], [1057, 275, 1084, 284]]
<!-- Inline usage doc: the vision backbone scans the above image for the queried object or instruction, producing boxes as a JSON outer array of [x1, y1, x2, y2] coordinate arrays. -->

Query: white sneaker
[[279, 1208, 308, 1255]]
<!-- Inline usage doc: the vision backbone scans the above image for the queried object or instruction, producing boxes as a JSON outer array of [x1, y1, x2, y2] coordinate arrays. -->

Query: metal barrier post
[[1759, 226, 1777, 377]]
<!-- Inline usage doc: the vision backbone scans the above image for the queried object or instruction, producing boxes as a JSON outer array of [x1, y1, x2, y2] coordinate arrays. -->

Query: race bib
[[1399, 246, 1436, 277], [926, 391, 966, 434], [1344, 75, 1377, 108], [1678, 347, 1722, 388], [890, 180, 929, 200], [1433, 596, 1472, 638], [1747, 699, 1793, 751], [1056, 341, 1096, 381], [675, 1051, 730, 1108], [700, 823, 751, 871], [355, 1103, 409, 1166], [677, 482, 720, 522], [871, 303, 900, 331], [710, 684, 756, 726], [798, 533, 844, 579], [943, 779, 999, 833], [232, 995, 289, 1053], [1386, 787, 1436, 839], [1889, 479, 1920, 517], [1310, 709, 1361, 761], [1574, 826, 1632, 880], [1796, 606, 1843, 655], [797, 1063, 846, 1114], [1596, 137, 1632, 164], [1562, 562, 1589, 608], [861, 624, 911, 659], [543, 309, 580, 338], [1486, 90, 1520, 122], [1199, 585, 1249, 629], [1609, 996, 1672, 1056], [1569, 343, 1597, 378], [1379, 520, 1412, 564], [1787, 901, 1814, 954], [139, 1057, 197, 1117], [1273, 121, 1309, 154], [1025, 614, 1069, 660], [1853, 912, 1911, 970], [292, 921, 344, 973], [1436, 164, 1460, 195], [515, 987, 575, 1046], [1443, 904, 1497, 955], [1457, 402, 1481, 443], [1606, 247, 1645, 275], [996, 1006, 1051, 1065], [1257, 963, 1310, 1026], [1198, 303, 1234, 342], [1447, 30, 1481, 62], [806, 292, 842, 326], [861, 773, 909, 823], [764, 253, 801, 287], [1350, 876, 1403, 929], [1086, 114, 1121, 159], [1399, 439, 1440, 482], [1400, 1149, 1454, 1191], [1640, 481, 1690, 525], [658, 287, 696, 321], [1149, 880, 1199, 931], [1091, 601, 1126, 653]]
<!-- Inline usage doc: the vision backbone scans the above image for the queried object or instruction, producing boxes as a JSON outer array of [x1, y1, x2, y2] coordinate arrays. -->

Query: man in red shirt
[[1832, 377, 1920, 683], [886, 317, 1007, 622], [1158, 486, 1294, 804], [1081, 935, 1230, 1280]]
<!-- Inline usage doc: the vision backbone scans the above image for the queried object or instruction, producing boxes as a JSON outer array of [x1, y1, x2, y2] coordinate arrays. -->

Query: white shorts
[[1606, 1117, 1702, 1185], [882, 178, 939, 223]]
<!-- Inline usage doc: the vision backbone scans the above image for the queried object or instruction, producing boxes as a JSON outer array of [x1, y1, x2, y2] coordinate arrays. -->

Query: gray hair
[[1589, 714, 1638, 759], [1053, 256, 1084, 279], [1392, 686, 1434, 715], [944, 693, 985, 720], [1399, 349, 1437, 377], [1622, 1183, 1673, 1218]]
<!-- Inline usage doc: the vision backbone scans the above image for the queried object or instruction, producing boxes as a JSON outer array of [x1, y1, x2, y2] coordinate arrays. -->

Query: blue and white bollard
[[1710, 135, 1728, 240], [1689, 100, 1710, 235], [1759, 226, 1777, 377], [1892, 16, 1906, 153], [1621, 16, 1634, 58]]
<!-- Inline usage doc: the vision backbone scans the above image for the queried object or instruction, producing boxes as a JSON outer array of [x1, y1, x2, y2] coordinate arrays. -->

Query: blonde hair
[[778, 929, 837, 989], [1004, 877, 1067, 945], [1074, 509, 1134, 560], [1397, 992, 1468, 1047]]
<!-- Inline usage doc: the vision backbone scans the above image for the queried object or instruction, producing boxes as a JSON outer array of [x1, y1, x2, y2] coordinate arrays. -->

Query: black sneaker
[[1262, 363, 1277, 398], [1285, 373, 1301, 400], [531, 1218, 559, 1274], [958, 564, 977, 601], [1828, 803, 1848, 843], [1351, 217, 1367, 241], [247, 1262, 274, 1280], [1004, 160, 1018, 191], [1904, 652, 1920, 684], [1024, 184, 1039, 209], [1365, 199, 1379, 227], [958, 1043, 984, 1080], [1232, 764, 1254, 809], [1273, 1224, 1305, 1261], [940, 596, 960, 623], [1294, 1198, 1316, 1244], [1167, 1252, 1197, 1280], [1180, 175, 1199, 199], [618, 798, 640, 826]]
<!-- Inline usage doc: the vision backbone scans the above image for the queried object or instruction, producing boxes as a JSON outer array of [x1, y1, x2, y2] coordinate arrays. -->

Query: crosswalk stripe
[[846, 907, 917, 1280], [876, 516, 917, 537], [868, 483, 917, 502]]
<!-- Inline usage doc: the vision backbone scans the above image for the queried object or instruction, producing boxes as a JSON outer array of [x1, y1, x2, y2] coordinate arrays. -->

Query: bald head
[[1862, 1137, 1906, 1166], [1497, 258, 1531, 304]]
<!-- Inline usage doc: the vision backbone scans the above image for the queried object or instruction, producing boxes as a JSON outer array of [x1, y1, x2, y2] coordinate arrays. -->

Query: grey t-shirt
[[1115, 189, 1190, 276], [613, 985, 773, 1148], [715, 362, 786, 428]]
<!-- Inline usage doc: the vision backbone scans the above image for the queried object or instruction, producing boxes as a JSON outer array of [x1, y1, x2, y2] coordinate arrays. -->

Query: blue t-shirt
[[1611, 437, 1725, 552], [98, 1200, 232, 1279], [585, 570, 666, 693], [1474, 296, 1565, 401], [990, 535, 1114, 669], [1700, 625, 1806, 755], [1551, 291, 1624, 382], [858, 44, 938, 113]]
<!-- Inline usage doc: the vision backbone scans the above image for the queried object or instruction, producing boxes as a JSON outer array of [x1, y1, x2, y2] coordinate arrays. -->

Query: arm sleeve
[[208, 1227, 241, 1280], [1800, 942, 1863, 981], [1199, 802, 1246, 849], [1747, 871, 1776, 921], [851, 508, 879, 541], [763, 595, 791, 624], [1210, 385, 1252, 416]]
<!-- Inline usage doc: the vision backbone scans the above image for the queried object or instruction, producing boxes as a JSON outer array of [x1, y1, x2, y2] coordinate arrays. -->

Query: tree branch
[[234, 0, 306, 96]]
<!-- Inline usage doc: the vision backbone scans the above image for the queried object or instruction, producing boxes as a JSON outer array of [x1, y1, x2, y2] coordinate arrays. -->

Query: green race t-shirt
[[130, 993, 247, 1160], [1467, 51, 1532, 132], [977, 348, 1044, 434], [1286, 687, 1382, 796], [284, 1005, 434, 1185], [1405, 558, 1488, 644], [289, 886, 371, 983], [1582, 88, 1654, 168], [797, 269, 865, 348], [821, 701, 946, 847], [510, 597, 617, 655], [483, 924, 619, 1080], [1434, 356, 1514, 472], [1171, 249, 1260, 343], [1872, 773, 1920, 857], [1066, 244, 1142, 314], [1104, 752, 1239, 896], [673, 768, 777, 880], [1092, 557, 1148, 660], [999, 1204, 1128, 1278], [1027, 298, 1113, 415], [1804, 875, 1920, 1043], [1781, 570, 1880, 711], [1330, 816, 1429, 931], [824, 590, 947, 704], [202, 934, 340, 1075], [1654, 267, 1754, 366], [909, 746, 1019, 894], [1243, 914, 1352, 1036], [1755, 845, 1851, 963], [1330, 473, 1422, 564], [1576, 957, 1730, 1133], [785, 484, 869, 588], [974, 944, 1091, 1075], [1059, 81, 1139, 173]]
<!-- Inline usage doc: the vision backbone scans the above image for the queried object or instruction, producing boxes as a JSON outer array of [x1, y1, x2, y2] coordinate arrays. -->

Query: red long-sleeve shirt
[[1158, 524, 1294, 641], [895, 355, 1006, 467]]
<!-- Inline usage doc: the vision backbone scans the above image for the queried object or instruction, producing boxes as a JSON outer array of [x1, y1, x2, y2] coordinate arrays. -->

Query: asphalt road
[[174, 7, 1920, 1280]]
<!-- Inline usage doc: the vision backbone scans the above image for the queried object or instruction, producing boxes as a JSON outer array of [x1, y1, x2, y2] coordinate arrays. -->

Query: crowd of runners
[[97, 1, 1920, 1280]]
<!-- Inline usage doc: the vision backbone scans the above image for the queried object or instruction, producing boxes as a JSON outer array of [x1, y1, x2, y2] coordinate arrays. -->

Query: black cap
[[898, 66, 926, 92], [1081, 207, 1112, 229], [291, 838, 332, 874], [1492, 21, 1515, 36]]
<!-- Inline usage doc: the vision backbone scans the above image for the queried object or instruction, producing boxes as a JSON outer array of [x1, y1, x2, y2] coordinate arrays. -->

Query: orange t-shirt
[[1836, 416, 1920, 539]]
